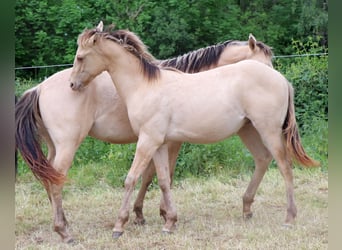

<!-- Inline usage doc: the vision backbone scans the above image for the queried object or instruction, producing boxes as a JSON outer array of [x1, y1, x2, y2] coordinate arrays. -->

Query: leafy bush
[[15, 0, 327, 79], [274, 37, 328, 132]]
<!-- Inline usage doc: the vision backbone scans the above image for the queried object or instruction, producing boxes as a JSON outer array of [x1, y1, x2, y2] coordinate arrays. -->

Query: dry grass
[[15, 168, 327, 249]]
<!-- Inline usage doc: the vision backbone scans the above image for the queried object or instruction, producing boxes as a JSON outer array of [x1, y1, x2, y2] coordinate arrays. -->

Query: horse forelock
[[78, 26, 160, 81], [78, 29, 98, 47]]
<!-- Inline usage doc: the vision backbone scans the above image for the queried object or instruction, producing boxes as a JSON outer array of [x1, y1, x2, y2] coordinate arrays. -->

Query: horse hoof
[[133, 218, 146, 225], [112, 231, 124, 239], [62, 236, 75, 244], [243, 212, 253, 220], [282, 223, 294, 229], [162, 228, 173, 235], [67, 238, 74, 244]]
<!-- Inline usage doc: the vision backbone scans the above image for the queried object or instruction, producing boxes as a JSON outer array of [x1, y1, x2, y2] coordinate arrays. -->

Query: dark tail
[[15, 87, 65, 188], [282, 83, 320, 167]]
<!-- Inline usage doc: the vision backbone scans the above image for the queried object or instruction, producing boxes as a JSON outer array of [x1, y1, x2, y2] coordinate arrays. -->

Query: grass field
[[15, 167, 327, 249]]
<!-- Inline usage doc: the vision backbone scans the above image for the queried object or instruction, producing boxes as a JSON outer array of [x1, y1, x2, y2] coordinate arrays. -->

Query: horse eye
[[77, 55, 83, 61]]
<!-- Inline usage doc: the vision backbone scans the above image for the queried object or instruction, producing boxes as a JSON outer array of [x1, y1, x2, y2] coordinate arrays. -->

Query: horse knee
[[124, 175, 137, 191], [158, 177, 171, 191]]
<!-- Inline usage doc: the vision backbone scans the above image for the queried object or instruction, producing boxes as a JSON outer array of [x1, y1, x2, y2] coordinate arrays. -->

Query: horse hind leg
[[48, 144, 79, 243], [254, 124, 297, 225], [237, 122, 272, 220], [41, 132, 73, 241]]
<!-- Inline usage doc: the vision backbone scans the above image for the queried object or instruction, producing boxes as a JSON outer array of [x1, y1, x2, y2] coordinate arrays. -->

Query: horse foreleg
[[238, 123, 272, 220], [133, 141, 182, 225], [153, 143, 177, 233], [133, 160, 156, 225], [159, 141, 182, 222], [113, 134, 160, 238]]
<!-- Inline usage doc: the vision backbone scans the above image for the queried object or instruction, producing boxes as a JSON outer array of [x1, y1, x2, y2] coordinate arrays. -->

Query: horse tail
[[282, 83, 319, 167], [15, 86, 65, 188]]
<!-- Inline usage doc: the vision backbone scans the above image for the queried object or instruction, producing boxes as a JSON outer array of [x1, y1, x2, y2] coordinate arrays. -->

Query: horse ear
[[248, 33, 256, 51], [96, 21, 104, 32]]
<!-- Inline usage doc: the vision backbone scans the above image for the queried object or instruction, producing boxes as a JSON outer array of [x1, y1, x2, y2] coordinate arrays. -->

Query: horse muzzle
[[70, 80, 83, 91]]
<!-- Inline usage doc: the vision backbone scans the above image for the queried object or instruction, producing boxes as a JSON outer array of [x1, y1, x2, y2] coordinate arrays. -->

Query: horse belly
[[89, 117, 137, 144], [167, 110, 246, 144], [89, 102, 138, 143]]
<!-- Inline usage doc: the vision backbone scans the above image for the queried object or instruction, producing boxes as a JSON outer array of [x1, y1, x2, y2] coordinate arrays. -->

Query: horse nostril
[[70, 82, 74, 88]]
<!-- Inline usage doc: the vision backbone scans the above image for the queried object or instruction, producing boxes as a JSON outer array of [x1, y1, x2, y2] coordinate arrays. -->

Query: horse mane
[[255, 41, 273, 58], [78, 25, 274, 78], [159, 41, 231, 73], [159, 40, 273, 73], [78, 26, 160, 81]]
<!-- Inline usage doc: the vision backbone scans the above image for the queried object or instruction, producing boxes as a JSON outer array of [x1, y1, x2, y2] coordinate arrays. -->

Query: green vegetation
[[15, 0, 327, 79]]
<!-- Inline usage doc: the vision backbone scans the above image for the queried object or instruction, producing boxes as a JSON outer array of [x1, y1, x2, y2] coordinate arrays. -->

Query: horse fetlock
[[54, 226, 72, 242], [285, 204, 297, 222], [133, 206, 146, 225], [133, 217, 146, 225], [162, 220, 177, 234], [284, 211, 297, 225], [159, 207, 167, 222], [243, 211, 253, 220]]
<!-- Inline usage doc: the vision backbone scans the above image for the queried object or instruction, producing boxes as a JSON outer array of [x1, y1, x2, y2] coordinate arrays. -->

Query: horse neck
[[104, 42, 147, 102], [218, 45, 272, 67], [217, 46, 250, 66]]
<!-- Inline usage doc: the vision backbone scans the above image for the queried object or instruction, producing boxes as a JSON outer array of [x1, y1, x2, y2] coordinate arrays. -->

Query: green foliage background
[[15, 0, 328, 186], [15, 0, 327, 77]]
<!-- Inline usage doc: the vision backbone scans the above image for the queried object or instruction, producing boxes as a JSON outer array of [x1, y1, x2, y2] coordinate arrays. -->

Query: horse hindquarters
[[238, 75, 297, 224], [15, 87, 79, 243]]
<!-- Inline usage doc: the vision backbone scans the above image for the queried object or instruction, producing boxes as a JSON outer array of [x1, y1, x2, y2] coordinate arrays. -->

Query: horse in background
[[16, 29, 273, 243], [69, 21, 318, 238]]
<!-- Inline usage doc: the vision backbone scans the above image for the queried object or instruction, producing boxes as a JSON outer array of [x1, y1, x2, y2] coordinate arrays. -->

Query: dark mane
[[78, 27, 160, 81], [255, 41, 273, 58], [159, 41, 231, 73], [159, 40, 273, 73], [78, 26, 274, 78]]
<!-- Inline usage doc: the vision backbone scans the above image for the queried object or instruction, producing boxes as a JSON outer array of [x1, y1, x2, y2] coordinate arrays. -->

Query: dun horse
[[16, 29, 273, 242], [69, 22, 318, 238]]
